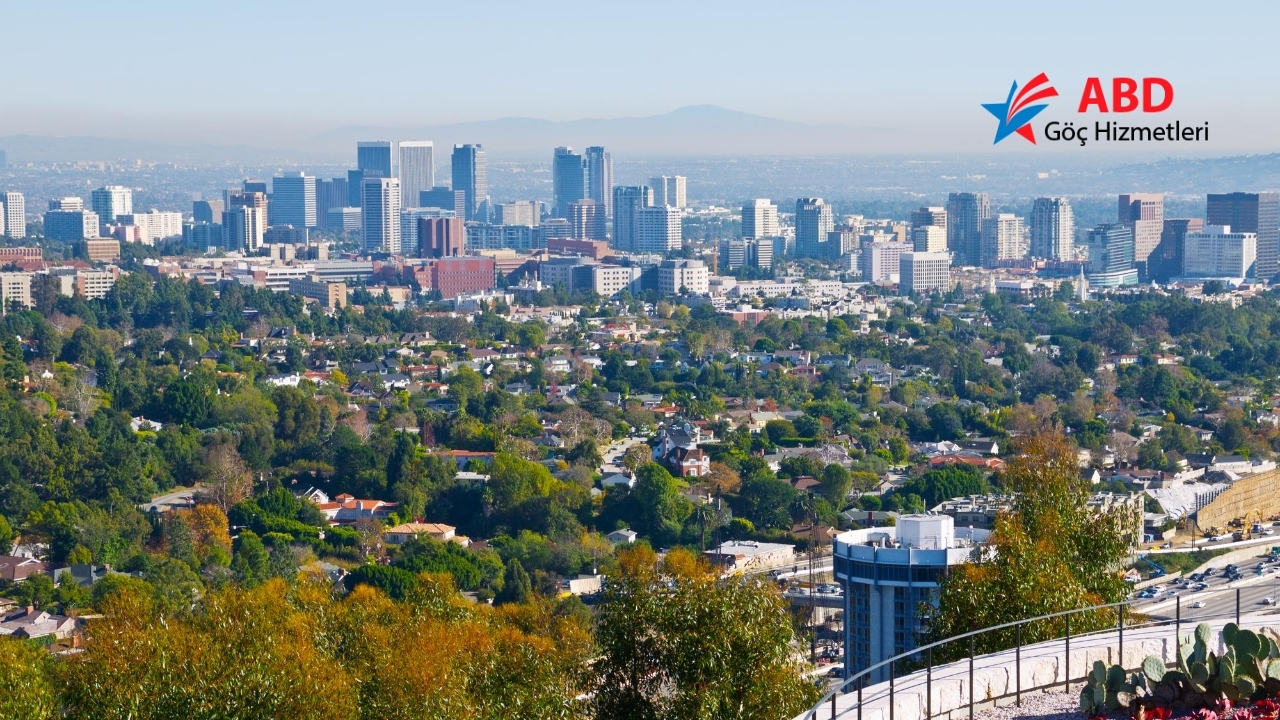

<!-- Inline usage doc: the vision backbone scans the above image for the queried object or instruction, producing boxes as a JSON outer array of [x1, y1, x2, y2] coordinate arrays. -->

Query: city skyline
[[1, 1, 1278, 156]]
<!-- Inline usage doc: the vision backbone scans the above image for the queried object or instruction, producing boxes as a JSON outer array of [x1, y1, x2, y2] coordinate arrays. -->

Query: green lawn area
[[1146, 548, 1231, 576]]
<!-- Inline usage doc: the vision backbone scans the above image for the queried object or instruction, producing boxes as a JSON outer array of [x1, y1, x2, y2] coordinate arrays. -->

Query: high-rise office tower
[[361, 177, 402, 254], [223, 206, 265, 253], [910, 206, 947, 234], [553, 147, 587, 218], [398, 141, 434, 208], [451, 145, 487, 221], [635, 206, 682, 253], [227, 192, 267, 252], [193, 199, 224, 225], [946, 192, 990, 266], [979, 213, 1024, 267], [1117, 193, 1164, 278], [585, 146, 613, 217], [44, 208, 98, 241], [229, 191, 268, 216], [401, 207, 453, 253], [567, 199, 606, 240], [900, 252, 952, 295], [742, 199, 779, 238], [612, 186, 652, 251], [2, 192, 25, 238], [420, 187, 467, 217], [271, 172, 317, 229], [91, 185, 133, 232], [495, 201, 538, 227], [357, 141, 394, 179], [418, 217, 465, 258], [1030, 197, 1074, 261], [1150, 218, 1204, 283], [346, 170, 365, 206], [650, 176, 687, 208], [1207, 192, 1280, 281], [1086, 223, 1137, 286], [795, 198, 835, 258], [315, 178, 348, 230]]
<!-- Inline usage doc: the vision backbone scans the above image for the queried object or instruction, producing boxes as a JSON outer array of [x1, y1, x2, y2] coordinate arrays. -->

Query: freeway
[[1139, 550, 1280, 622]]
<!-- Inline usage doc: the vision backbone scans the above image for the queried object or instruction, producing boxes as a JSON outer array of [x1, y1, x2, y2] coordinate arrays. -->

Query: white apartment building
[[75, 269, 120, 299], [742, 198, 779, 238], [650, 175, 687, 208], [591, 264, 642, 297], [0, 273, 32, 311], [859, 242, 909, 284], [361, 177, 402, 254], [118, 210, 184, 244], [658, 259, 709, 295], [899, 252, 952, 295], [1183, 224, 1257, 281], [2, 192, 25, 237], [911, 226, 946, 253], [636, 206, 682, 253], [91, 186, 133, 232], [980, 213, 1024, 267]]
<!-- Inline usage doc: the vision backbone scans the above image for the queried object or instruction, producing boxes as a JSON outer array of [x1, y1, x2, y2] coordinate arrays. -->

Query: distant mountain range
[[0, 106, 860, 163], [0, 134, 336, 165], [310, 105, 857, 157]]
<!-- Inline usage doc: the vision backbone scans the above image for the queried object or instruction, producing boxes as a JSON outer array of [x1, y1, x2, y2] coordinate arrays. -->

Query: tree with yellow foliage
[[593, 546, 819, 720], [928, 428, 1131, 657]]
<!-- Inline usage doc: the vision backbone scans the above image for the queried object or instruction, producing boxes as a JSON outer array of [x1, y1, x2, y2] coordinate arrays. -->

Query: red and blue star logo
[[983, 73, 1059, 144]]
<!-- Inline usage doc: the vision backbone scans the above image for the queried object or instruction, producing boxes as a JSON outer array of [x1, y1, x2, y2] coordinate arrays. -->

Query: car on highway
[[1191, 601, 1207, 608], [1263, 597, 1277, 606]]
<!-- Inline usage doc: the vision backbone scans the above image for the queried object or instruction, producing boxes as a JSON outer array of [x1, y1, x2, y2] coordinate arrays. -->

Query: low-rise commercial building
[[289, 275, 348, 309]]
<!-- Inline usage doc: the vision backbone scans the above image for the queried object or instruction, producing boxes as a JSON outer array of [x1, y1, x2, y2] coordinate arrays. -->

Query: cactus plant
[[1141, 622, 1280, 710], [1082, 660, 1139, 715]]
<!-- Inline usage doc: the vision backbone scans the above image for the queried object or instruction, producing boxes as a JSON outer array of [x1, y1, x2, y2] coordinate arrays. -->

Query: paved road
[[139, 486, 198, 513], [599, 436, 648, 476], [1147, 532, 1280, 555], [1140, 551, 1280, 621]]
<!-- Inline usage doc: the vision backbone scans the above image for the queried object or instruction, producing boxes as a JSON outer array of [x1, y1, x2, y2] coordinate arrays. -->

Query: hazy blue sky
[[4, 0, 1279, 152]]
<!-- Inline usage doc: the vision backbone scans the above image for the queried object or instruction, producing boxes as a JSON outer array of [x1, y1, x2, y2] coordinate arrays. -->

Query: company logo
[[982, 72, 1059, 145]]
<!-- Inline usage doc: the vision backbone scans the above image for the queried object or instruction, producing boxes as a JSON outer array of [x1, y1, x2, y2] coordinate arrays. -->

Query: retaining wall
[[798, 614, 1280, 720]]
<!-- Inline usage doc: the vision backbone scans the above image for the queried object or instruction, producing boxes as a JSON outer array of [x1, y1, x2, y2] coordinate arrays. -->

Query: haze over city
[[8, 4, 1280, 720], [2, 0, 1279, 157]]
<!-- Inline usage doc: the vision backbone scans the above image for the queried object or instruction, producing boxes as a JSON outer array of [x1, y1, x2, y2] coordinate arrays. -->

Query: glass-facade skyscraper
[[357, 141, 394, 180], [553, 147, 587, 218], [585, 146, 613, 218], [451, 144, 487, 222]]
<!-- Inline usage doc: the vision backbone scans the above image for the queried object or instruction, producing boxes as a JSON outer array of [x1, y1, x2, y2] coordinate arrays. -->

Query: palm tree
[[690, 502, 717, 552]]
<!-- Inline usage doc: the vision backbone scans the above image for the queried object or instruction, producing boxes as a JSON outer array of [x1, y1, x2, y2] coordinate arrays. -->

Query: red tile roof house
[[314, 493, 399, 524]]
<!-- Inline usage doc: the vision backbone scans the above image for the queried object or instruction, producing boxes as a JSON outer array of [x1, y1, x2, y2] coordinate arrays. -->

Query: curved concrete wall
[[798, 614, 1277, 720]]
